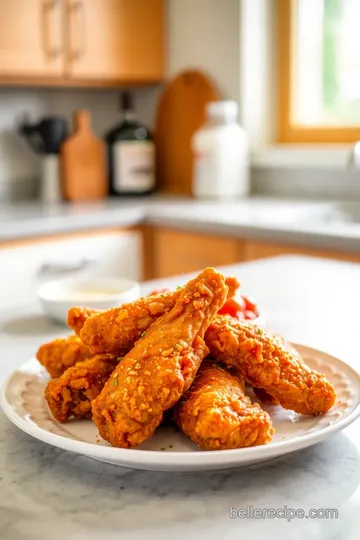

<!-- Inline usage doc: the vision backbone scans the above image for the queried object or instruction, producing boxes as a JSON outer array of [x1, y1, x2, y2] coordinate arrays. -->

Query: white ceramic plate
[[2, 344, 360, 472]]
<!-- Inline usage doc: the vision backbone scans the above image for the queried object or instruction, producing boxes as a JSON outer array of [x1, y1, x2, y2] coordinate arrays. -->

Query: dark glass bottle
[[105, 92, 155, 196]]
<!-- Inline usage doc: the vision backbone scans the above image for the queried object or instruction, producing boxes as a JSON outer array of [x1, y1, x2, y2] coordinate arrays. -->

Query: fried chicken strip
[[92, 267, 228, 448], [205, 317, 336, 415], [66, 306, 97, 335], [75, 276, 239, 355], [174, 360, 274, 450], [36, 335, 92, 379], [45, 355, 119, 422]]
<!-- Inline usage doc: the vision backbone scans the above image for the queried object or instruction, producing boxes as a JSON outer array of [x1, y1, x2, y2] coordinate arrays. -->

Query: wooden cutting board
[[155, 70, 221, 195], [61, 110, 107, 201]]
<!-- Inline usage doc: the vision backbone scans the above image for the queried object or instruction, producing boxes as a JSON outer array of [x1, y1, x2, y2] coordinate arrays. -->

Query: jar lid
[[206, 101, 238, 123]]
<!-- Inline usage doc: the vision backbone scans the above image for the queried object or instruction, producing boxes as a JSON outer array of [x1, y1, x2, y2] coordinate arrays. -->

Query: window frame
[[278, 0, 360, 143]]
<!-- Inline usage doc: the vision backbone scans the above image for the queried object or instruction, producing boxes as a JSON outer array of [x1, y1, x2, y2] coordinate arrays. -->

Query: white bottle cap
[[206, 101, 238, 123]]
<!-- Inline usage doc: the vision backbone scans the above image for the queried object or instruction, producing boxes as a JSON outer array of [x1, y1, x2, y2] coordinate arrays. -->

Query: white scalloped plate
[[1, 344, 360, 472]]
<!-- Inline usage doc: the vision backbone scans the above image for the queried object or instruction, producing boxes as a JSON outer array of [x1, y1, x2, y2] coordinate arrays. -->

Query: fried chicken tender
[[75, 276, 239, 355], [174, 360, 274, 450], [45, 355, 119, 422], [92, 267, 228, 448], [36, 335, 92, 378], [205, 317, 336, 415], [66, 306, 97, 335]]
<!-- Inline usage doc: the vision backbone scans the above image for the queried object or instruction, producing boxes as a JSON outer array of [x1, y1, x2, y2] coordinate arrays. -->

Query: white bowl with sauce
[[37, 277, 140, 325]]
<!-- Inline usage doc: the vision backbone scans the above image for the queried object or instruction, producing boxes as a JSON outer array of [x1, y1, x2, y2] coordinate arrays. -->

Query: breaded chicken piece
[[36, 335, 92, 378], [66, 306, 97, 335], [92, 267, 228, 448], [76, 276, 239, 355], [45, 355, 119, 422], [174, 360, 274, 450], [205, 317, 336, 415]]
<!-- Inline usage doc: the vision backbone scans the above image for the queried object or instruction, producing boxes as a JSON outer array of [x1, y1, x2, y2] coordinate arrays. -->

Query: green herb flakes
[[141, 331, 146, 338]]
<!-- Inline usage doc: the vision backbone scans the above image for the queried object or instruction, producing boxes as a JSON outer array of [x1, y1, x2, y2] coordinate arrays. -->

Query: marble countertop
[[2, 196, 360, 254], [1, 255, 360, 539]]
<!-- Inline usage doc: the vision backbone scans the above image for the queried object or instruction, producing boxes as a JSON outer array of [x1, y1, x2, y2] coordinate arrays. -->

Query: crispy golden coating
[[77, 277, 239, 355], [174, 360, 274, 450], [36, 335, 92, 378], [92, 267, 228, 448], [66, 306, 97, 335], [205, 317, 336, 415], [45, 355, 119, 422]]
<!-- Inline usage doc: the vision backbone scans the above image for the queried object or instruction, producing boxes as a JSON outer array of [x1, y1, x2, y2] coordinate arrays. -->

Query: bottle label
[[113, 141, 155, 192]]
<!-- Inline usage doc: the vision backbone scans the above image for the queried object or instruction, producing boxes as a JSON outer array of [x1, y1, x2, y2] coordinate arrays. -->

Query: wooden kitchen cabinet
[[0, 0, 164, 86], [65, 0, 165, 82], [0, 0, 64, 78], [0, 228, 142, 312], [244, 240, 360, 264], [150, 228, 245, 279]]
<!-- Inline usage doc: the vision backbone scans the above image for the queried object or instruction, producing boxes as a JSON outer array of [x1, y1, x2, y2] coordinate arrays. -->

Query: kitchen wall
[[0, 0, 241, 202], [167, 0, 240, 100]]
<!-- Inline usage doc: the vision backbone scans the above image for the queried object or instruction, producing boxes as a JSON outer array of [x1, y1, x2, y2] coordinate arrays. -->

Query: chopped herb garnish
[[113, 378, 118, 387], [117, 356, 123, 362], [257, 328, 263, 335], [174, 343, 181, 350], [160, 294, 165, 298], [141, 331, 146, 338], [176, 285, 181, 290]]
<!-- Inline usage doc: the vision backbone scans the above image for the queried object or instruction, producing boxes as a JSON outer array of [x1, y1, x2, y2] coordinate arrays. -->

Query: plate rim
[[2, 343, 360, 469]]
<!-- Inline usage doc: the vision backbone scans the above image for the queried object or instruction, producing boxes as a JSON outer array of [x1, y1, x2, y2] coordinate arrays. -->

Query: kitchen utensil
[[19, 116, 68, 203], [155, 70, 221, 195], [61, 110, 107, 201]]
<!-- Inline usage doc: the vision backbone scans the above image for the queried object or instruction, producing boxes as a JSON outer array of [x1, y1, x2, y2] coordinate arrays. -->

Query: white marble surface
[[3, 196, 360, 254], [1, 256, 360, 539]]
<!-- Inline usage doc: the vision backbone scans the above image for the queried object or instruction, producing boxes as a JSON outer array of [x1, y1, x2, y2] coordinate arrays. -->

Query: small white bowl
[[37, 276, 140, 325]]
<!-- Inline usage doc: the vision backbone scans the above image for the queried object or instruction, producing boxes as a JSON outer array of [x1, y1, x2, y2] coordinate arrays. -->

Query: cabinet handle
[[37, 258, 98, 281], [69, 0, 86, 60], [43, 0, 62, 60]]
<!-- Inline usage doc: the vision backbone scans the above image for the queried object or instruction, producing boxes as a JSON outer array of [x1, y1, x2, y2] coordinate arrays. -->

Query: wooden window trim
[[278, 0, 360, 143]]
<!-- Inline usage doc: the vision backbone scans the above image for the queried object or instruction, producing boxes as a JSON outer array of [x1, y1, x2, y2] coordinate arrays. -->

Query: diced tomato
[[148, 288, 170, 296], [244, 310, 257, 320], [242, 295, 258, 313], [218, 297, 246, 318]]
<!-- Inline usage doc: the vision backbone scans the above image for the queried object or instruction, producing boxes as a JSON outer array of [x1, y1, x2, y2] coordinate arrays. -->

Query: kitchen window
[[278, 0, 360, 143]]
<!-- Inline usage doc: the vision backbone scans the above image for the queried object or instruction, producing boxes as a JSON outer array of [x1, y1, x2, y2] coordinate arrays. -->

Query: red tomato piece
[[242, 295, 259, 315], [218, 297, 246, 318], [148, 288, 170, 296]]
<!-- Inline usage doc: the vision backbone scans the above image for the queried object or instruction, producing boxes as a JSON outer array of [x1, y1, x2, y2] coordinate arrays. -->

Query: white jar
[[192, 101, 249, 199]]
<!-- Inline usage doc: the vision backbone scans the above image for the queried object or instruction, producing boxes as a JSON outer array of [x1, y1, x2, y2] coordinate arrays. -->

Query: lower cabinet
[[151, 228, 246, 279], [244, 240, 360, 264], [0, 229, 141, 311]]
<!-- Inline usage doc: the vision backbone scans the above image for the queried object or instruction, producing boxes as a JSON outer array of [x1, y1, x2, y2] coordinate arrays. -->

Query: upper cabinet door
[[0, 0, 64, 77], [66, 0, 165, 82]]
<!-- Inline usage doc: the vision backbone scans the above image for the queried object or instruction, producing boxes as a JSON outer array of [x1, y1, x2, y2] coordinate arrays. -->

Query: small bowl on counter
[[38, 276, 140, 325]]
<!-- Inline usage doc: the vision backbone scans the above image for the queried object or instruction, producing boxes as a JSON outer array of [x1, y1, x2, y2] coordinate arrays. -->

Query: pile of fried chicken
[[37, 268, 336, 451]]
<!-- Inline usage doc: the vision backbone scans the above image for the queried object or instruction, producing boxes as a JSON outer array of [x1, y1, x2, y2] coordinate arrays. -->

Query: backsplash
[[0, 86, 160, 202]]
